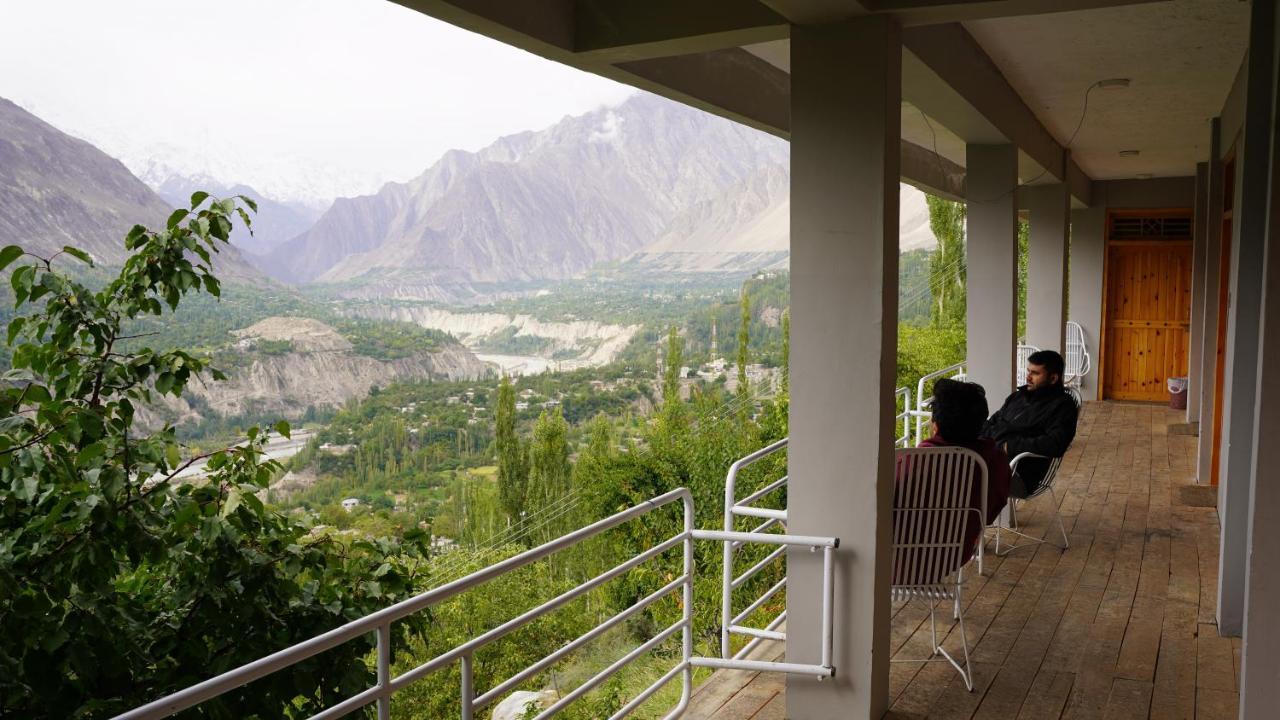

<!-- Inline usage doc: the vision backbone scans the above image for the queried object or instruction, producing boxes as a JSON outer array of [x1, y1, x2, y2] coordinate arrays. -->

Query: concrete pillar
[[966, 144, 1019, 399], [787, 16, 899, 719], [1025, 183, 1071, 354], [1197, 118, 1226, 484], [1069, 207, 1106, 401], [1218, 0, 1275, 637], [1187, 162, 1209, 424], [1241, 7, 1280, 711]]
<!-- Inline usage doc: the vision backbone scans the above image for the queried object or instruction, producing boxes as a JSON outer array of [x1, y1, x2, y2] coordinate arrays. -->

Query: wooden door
[[1102, 214, 1193, 401]]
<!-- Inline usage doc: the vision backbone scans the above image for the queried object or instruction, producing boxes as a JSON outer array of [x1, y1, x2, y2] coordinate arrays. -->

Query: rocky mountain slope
[[0, 97, 261, 279], [153, 177, 324, 256], [349, 303, 640, 368], [142, 316, 489, 427], [258, 93, 791, 296], [256, 94, 941, 295]]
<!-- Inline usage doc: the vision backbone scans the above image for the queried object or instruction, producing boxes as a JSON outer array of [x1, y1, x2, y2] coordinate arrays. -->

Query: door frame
[[1210, 151, 1238, 485], [1098, 207, 1195, 401]]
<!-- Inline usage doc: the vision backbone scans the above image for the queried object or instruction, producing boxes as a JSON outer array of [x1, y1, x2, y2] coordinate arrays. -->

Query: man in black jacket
[[982, 350, 1079, 497]]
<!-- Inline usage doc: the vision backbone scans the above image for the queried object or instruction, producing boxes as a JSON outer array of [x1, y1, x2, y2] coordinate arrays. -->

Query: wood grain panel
[[1103, 235, 1192, 402]]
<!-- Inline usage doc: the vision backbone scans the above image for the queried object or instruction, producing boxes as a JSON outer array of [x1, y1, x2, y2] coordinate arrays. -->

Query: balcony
[[689, 401, 1237, 720]]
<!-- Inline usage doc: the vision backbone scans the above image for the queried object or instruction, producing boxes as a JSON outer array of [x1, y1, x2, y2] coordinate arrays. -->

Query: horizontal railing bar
[[114, 487, 693, 720], [732, 610, 787, 661], [731, 577, 787, 626], [393, 533, 686, 692], [693, 529, 837, 549], [731, 545, 787, 590], [731, 505, 788, 521], [533, 621, 687, 720], [735, 476, 789, 509], [730, 625, 786, 641], [605, 661, 687, 720], [690, 656, 833, 677], [731, 517, 782, 549], [474, 575, 687, 708]]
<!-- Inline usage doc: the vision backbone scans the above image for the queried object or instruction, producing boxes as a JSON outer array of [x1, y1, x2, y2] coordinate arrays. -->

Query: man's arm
[[1003, 399, 1078, 458], [982, 392, 1016, 439]]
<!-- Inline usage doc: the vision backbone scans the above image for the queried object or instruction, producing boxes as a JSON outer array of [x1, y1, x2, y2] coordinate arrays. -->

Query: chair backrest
[[892, 447, 988, 587], [1064, 321, 1090, 385], [1016, 344, 1040, 387]]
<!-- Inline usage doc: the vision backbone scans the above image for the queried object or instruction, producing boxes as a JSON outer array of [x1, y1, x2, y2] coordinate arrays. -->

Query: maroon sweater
[[912, 435, 1011, 562]]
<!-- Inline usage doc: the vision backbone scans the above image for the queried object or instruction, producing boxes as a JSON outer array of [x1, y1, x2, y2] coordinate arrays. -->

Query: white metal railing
[[910, 362, 967, 445], [118, 487, 837, 720], [720, 438, 791, 663], [895, 386, 913, 448]]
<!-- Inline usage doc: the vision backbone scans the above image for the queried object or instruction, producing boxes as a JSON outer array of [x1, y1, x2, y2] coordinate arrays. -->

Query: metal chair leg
[[1050, 488, 1070, 550]]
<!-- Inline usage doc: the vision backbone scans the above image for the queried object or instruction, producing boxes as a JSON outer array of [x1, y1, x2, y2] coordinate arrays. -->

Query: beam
[[574, 0, 789, 62], [904, 24, 1069, 191]]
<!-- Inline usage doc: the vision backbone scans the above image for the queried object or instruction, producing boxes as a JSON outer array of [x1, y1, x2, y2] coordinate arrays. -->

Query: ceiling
[[966, 0, 1249, 180], [748, 0, 1250, 182]]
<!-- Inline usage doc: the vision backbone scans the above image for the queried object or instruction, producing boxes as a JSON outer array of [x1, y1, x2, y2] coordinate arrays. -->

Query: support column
[[1025, 183, 1071, 353], [1218, 0, 1275, 637], [787, 17, 899, 720], [1197, 118, 1226, 483], [966, 144, 1019, 398], [1187, 164, 1210, 423], [1241, 4, 1280, 709], [1068, 207, 1106, 401]]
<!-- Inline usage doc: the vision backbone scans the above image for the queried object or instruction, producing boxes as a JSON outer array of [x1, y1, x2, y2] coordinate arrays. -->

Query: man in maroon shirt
[[913, 378, 1011, 562]]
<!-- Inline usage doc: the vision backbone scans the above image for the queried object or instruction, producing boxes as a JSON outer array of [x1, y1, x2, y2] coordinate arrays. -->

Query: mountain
[[258, 93, 791, 298], [0, 97, 262, 279], [257, 94, 941, 297], [153, 176, 325, 256]]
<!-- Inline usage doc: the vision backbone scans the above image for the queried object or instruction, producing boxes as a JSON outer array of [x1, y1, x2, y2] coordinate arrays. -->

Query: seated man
[[982, 349, 1079, 498], [914, 378, 1011, 561]]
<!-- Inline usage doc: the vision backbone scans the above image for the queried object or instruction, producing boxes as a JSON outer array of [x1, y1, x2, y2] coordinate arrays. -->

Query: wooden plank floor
[[689, 402, 1238, 720]]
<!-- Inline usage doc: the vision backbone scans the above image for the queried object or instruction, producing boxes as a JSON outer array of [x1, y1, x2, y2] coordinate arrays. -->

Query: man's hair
[[931, 379, 989, 443], [1028, 349, 1066, 384]]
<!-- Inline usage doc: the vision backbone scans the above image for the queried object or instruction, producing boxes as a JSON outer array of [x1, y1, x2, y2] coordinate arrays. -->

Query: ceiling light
[[1119, 149, 1141, 157], [1098, 78, 1131, 90]]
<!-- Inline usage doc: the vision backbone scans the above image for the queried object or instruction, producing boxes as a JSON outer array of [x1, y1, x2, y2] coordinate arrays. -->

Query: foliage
[[333, 317, 451, 360], [925, 194, 967, 328], [495, 377, 529, 524], [779, 308, 790, 396], [736, 287, 750, 407], [0, 195, 429, 718], [528, 407, 571, 545]]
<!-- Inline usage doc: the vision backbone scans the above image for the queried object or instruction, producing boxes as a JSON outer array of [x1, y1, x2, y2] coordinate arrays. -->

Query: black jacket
[[981, 385, 1079, 493]]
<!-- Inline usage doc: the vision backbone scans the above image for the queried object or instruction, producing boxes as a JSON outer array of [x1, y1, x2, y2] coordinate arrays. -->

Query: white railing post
[[460, 653, 473, 720], [376, 623, 391, 720], [821, 545, 834, 674]]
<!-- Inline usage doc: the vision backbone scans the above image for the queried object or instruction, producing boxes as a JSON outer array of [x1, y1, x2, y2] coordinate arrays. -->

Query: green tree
[[780, 307, 790, 396], [528, 407, 570, 542], [926, 194, 967, 328], [0, 194, 429, 718], [494, 376, 528, 523], [736, 286, 750, 409]]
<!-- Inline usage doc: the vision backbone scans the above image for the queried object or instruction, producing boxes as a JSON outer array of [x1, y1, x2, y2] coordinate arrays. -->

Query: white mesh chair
[[891, 446, 988, 692], [1064, 321, 1091, 388], [1015, 344, 1040, 388], [991, 389, 1081, 555]]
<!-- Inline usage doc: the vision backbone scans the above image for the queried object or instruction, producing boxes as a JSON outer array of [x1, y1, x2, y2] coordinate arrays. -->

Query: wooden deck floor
[[686, 402, 1239, 720]]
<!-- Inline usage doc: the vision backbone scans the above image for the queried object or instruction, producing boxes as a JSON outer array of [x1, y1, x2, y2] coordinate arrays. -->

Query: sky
[[0, 0, 637, 203]]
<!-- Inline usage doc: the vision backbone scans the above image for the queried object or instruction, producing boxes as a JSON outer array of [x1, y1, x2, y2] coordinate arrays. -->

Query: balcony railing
[[116, 486, 837, 720]]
